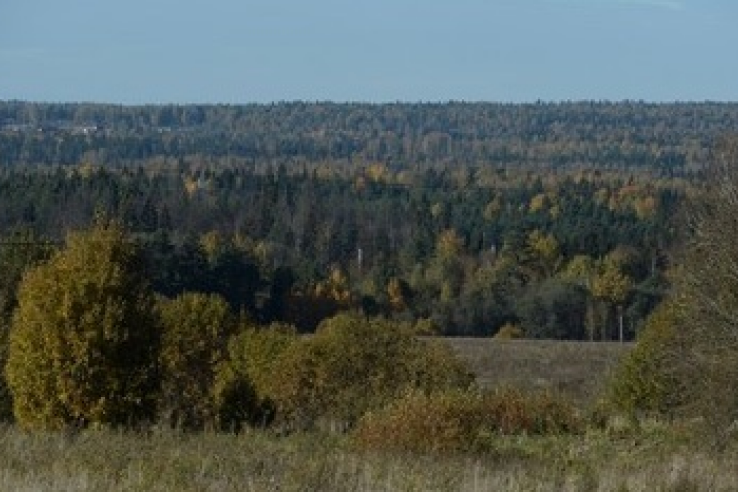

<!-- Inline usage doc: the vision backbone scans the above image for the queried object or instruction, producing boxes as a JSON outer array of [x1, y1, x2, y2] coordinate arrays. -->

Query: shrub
[[494, 323, 524, 339], [268, 313, 473, 429], [158, 292, 238, 429], [353, 390, 485, 453], [5, 222, 159, 430], [607, 301, 686, 419], [480, 387, 580, 435], [213, 322, 298, 429], [353, 388, 581, 453]]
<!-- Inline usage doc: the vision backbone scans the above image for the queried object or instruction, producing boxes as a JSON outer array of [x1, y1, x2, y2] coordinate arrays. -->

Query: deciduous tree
[[6, 222, 159, 429]]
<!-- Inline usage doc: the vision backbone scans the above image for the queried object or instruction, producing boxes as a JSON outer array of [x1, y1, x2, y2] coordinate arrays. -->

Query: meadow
[[0, 421, 735, 491], [1, 339, 735, 492], [444, 338, 632, 405]]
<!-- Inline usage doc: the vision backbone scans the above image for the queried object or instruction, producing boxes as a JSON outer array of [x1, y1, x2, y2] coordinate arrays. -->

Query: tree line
[[2, 222, 473, 431], [2, 100, 737, 172], [0, 163, 679, 339]]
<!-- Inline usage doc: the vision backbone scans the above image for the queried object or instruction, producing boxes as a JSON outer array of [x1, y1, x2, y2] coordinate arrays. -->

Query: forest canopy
[[0, 101, 723, 338], [1, 100, 736, 172]]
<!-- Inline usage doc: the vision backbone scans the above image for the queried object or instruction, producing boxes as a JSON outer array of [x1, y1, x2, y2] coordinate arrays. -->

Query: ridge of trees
[[1, 100, 736, 172]]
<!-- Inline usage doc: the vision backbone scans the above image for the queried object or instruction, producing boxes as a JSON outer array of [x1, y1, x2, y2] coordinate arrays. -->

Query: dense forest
[[0, 100, 729, 339], [2, 100, 737, 171]]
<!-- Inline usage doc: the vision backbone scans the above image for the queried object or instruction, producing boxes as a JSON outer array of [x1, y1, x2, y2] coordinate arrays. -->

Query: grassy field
[[444, 338, 633, 405], [0, 424, 735, 491], [3, 339, 734, 492]]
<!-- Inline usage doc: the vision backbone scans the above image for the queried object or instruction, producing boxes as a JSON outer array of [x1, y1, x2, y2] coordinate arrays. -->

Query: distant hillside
[[2, 100, 737, 171], [443, 338, 632, 405]]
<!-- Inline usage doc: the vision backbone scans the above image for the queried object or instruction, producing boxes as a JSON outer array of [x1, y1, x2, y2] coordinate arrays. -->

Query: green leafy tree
[[5, 222, 159, 430]]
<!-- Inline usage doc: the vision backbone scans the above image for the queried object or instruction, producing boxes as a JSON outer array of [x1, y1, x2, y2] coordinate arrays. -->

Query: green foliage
[[5, 222, 159, 430], [516, 279, 588, 339], [268, 313, 473, 429], [213, 322, 298, 429], [353, 388, 581, 453], [0, 229, 53, 321], [607, 302, 686, 419], [158, 292, 238, 429], [0, 101, 690, 337], [0, 229, 53, 421], [0, 101, 730, 171]]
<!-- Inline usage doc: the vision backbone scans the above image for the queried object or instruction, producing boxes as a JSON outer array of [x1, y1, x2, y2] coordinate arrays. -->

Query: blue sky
[[1, 0, 736, 104]]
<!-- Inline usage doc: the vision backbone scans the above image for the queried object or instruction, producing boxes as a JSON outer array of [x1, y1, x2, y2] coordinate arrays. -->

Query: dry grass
[[442, 338, 632, 405], [0, 424, 734, 491], [0, 339, 730, 491]]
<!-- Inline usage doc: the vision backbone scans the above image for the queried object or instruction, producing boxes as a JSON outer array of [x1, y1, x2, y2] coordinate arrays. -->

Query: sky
[[1, 0, 736, 104]]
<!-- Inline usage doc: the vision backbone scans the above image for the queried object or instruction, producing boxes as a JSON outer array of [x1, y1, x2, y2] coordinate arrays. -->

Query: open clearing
[[442, 338, 633, 405]]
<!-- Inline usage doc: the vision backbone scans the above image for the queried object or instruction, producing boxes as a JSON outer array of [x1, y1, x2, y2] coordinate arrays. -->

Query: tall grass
[[0, 424, 734, 491]]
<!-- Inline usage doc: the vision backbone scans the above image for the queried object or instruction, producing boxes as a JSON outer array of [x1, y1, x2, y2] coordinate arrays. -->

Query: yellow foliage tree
[[592, 261, 633, 341], [526, 230, 561, 279], [387, 277, 411, 311], [436, 229, 464, 259], [158, 292, 237, 429], [6, 222, 159, 430]]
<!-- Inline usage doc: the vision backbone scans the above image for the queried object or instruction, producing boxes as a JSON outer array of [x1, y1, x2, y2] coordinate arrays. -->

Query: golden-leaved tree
[[5, 222, 159, 430], [158, 292, 237, 429]]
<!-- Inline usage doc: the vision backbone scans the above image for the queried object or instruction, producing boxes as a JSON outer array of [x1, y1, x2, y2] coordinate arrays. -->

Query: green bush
[[158, 292, 239, 429], [213, 322, 298, 429], [607, 301, 686, 419], [5, 223, 159, 430], [268, 313, 473, 429], [353, 388, 581, 453]]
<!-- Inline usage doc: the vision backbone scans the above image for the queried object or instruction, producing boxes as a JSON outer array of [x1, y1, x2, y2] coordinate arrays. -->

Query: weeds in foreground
[[0, 424, 734, 491]]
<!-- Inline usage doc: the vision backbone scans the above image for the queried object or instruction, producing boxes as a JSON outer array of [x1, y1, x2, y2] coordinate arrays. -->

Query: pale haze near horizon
[[1, 0, 736, 104]]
